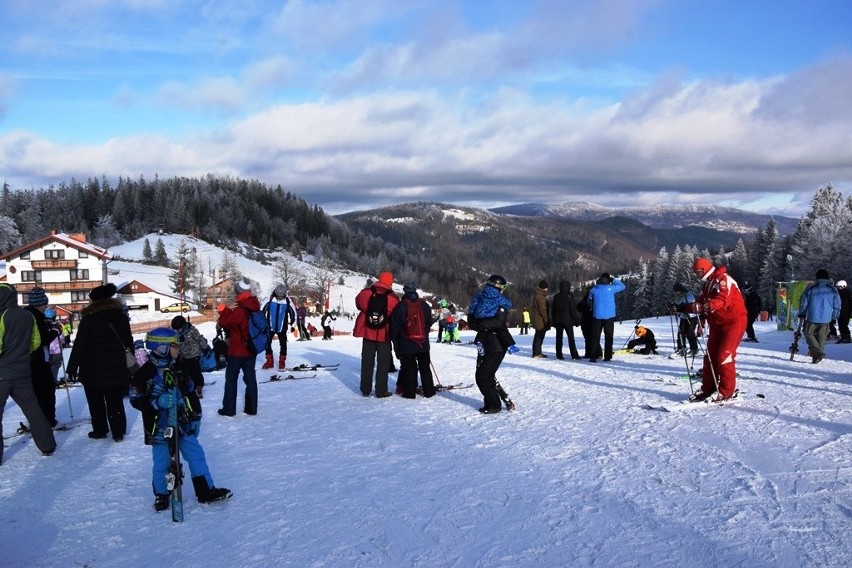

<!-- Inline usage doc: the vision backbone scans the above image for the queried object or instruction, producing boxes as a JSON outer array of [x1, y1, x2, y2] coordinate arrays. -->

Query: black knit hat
[[89, 283, 117, 301], [28, 287, 48, 307], [816, 269, 830, 280], [538, 280, 549, 289]]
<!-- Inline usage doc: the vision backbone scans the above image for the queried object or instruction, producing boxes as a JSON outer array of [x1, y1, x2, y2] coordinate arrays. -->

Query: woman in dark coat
[[67, 284, 133, 442], [551, 280, 581, 360]]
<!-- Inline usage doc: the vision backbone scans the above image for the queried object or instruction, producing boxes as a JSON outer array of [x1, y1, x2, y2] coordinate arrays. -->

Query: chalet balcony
[[31, 259, 79, 269], [37, 281, 104, 292]]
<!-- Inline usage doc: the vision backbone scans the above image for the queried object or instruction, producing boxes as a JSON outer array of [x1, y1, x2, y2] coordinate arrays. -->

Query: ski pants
[[360, 339, 391, 396], [31, 361, 57, 427], [554, 325, 579, 359], [531, 329, 547, 356], [590, 318, 615, 360], [702, 317, 747, 398], [222, 355, 258, 415], [0, 378, 56, 464], [677, 317, 699, 351], [475, 344, 505, 411], [264, 331, 289, 357], [398, 352, 435, 398], [151, 434, 213, 495], [804, 322, 830, 359]]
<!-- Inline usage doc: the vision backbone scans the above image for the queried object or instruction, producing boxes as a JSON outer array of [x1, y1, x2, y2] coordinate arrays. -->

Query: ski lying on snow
[[286, 363, 339, 372], [646, 391, 765, 412], [3, 417, 91, 439], [260, 374, 319, 383], [435, 383, 474, 391]]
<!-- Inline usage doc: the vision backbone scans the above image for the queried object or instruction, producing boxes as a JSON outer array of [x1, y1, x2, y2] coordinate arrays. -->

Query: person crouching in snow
[[443, 315, 461, 343], [130, 327, 231, 513], [626, 325, 658, 355]]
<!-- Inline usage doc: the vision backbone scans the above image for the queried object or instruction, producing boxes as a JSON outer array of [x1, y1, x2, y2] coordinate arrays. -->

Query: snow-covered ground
[[3, 317, 852, 567]]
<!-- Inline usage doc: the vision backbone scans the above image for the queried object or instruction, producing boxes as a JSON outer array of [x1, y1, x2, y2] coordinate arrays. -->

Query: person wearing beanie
[[217, 281, 262, 416], [170, 315, 210, 398], [353, 272, 399, 397], [260, 284, 296, 370], [389, 282, 435, 399], [531, 280, 551, 358], [798, 268, 841, 364], [0, 283, 57, 463], [24, 287, 61, 429], [687, 258, 747, 402], [551, 280, 581, 360], [67, 283, 133, 441], [587, 273, 626, 362]]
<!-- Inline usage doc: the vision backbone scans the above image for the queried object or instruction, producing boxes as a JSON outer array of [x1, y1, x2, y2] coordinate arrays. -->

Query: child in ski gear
[[44, 308, 65, 384], [626, 325, 658, 355], [170, 315, 209, 398], [0, 283, 57, 464], [467, 276, 516, 353], [321, 310, 336, 340], [469, 275, 513, 413], [390, 282, 435, 398], [443, 315, 461, 343], [587, 273, 626, 362], [261, 284, 296, 370], [66, 283, 131, 442], [129, 327, 231, 512], [531, 280, 550, 358], [216, 277, 261, 416], [688, 258, 747, 402], [671, 282, 700, 356], [798, 268, 841, 364], [436, 299, 450, 343], [551, 280, 581, 360], [353, 272, 399, 397]]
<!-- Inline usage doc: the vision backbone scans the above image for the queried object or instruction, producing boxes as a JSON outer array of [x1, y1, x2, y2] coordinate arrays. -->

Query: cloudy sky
[[1, 0, 851, 216]]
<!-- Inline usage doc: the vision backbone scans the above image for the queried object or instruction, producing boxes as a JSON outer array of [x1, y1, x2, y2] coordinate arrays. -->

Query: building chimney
[[69, 233, 87, 243]]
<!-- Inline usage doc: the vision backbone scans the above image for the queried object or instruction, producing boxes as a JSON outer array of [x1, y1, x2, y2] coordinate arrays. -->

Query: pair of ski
[[647, 390, 766, 412], [3, 418, 91, 440], [435, 382, 473, 392], [286, 363, 339, 372], [261, 373, 319, 383]]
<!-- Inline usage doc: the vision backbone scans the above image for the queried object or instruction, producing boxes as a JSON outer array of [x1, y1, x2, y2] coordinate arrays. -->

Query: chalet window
[[21, 270, 42, 282], [20, 251, 30, 260], [71, 291, 88, 302], [45, 250, 65, 260], [70, 269, 89, 281], [79, 251, 88, 259]]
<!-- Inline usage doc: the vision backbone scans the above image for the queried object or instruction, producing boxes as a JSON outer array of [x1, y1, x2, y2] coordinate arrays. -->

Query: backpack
[[199, 346, 217, 372], [365, 289, 389, 330], [402, 299, 427, 343], [245, 308, 271, 355]]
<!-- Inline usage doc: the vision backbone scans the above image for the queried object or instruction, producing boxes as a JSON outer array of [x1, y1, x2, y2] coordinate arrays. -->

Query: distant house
[[0, 231, 112, 313], [115, 279, 185, 312], [203, 279, 234, 310]]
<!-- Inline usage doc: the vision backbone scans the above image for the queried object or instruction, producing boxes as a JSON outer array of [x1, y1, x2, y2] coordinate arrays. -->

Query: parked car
[[161, 302, 191, 313]]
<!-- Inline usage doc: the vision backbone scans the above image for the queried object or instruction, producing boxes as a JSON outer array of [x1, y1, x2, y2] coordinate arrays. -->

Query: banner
[[776, 281, 811, 330]]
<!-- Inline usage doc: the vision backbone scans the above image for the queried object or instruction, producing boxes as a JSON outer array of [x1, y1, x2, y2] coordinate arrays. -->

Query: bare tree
[[305, 259, 338, 313], [273, 254, 302, 295]]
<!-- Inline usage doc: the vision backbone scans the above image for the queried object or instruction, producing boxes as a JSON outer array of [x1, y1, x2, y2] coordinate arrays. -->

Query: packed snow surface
[[3, 317, 852, 567]]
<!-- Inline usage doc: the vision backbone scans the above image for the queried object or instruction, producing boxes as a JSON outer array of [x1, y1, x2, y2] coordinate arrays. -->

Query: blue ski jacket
[[799, 280, 841, 324]]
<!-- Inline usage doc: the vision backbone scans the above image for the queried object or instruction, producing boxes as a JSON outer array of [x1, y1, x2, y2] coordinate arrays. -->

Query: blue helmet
[[145, 327, 179, 360], [44, 308, 57, 319]]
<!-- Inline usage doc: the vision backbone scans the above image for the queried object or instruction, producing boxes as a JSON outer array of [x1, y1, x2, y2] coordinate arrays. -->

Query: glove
[[185, 421, 201, 437], [507, 344, 520, 354], [158, 391, 176, 409]]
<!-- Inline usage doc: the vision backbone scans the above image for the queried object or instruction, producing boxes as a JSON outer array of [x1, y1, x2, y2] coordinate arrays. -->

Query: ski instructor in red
[[688, 257, 747, 402]]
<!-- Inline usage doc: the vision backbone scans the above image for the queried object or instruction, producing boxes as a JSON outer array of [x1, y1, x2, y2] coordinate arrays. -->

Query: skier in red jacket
[[353, 272, 399, 398], [216, 278, 261, 416], [687, 258, 747, 402]]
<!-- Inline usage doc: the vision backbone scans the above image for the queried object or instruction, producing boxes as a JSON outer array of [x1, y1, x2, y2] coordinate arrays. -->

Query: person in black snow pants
[[551, 280, 581, 360]]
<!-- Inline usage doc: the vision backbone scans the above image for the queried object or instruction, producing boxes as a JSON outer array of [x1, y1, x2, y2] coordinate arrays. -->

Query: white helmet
[[837, 280, 847, 289]]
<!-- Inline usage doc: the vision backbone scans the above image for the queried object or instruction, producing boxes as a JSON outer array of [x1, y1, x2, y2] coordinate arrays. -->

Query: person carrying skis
[[468, 275, 515, 414], [671, 282, 700, 356], [626, 325, 658, 355], [129, 327, 231, 512], [687, 258, 747, 402], [261, 284, 296, 370], [798, 268, 841, 364]]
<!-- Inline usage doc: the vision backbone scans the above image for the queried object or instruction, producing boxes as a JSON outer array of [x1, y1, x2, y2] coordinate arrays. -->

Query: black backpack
[[365, 288, 389, 329]]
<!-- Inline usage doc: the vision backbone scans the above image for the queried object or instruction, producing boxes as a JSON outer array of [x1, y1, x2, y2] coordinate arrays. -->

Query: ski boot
[[154, 494, 170, 512], [261, 353, 274, 369], [278, 355, 286, 371], [192, 476, 233, 504]]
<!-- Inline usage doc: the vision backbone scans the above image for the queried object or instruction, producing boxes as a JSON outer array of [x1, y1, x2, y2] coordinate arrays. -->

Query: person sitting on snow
[[627, 325, 658, 355], [443, 315, 462, 343]]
